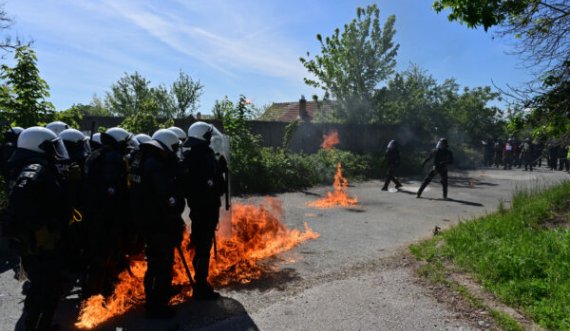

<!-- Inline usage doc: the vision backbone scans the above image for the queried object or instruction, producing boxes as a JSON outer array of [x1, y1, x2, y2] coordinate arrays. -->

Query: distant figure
[[482, 139, 494, 167], [503, 138, 514, 170], [559, 145, 569, 172], [381, 140, 402, 191], [493, 139, 504, 168], [417, 138, 454, 199], [520, 138, 534, 171]]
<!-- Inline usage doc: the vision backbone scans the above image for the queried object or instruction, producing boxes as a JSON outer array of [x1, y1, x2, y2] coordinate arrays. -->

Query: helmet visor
[[40, 137, 70, 161]]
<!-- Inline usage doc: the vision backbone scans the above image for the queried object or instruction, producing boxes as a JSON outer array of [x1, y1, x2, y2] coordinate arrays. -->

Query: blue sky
[[4, 0, 531, 114]]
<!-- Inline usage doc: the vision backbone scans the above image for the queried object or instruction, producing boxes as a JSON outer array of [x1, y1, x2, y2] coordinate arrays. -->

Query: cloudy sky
[[4, 0, 531, 113]]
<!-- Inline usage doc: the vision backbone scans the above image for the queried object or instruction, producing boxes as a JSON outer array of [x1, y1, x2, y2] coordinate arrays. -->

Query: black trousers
[[418, 166, 448, 198], [144, 232, 177, 310], [189, 207, 219, 285], [20, 253, 64, 331], [382, 166, 401, 189]]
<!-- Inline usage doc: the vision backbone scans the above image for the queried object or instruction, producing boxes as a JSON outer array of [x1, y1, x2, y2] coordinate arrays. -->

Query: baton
[[176, 245, 195, 286]]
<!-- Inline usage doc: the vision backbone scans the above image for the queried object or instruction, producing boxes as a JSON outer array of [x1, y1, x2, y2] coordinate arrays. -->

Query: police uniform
[[130, 139, 184, 317], [417, 139, 454, 199], [179, 137, 224, 300]]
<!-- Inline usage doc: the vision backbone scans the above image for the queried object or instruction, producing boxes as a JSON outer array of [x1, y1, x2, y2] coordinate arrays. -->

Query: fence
[[79, 116, 421, 153]]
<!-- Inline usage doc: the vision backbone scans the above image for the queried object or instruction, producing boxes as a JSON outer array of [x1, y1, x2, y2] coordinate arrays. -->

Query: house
[[259, 96, 335, 122]]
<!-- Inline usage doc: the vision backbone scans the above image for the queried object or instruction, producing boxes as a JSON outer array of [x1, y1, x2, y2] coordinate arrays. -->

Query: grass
[[411, 180, 570, 330]]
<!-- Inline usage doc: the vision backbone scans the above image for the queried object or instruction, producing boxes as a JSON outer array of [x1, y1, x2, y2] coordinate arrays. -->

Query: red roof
[[259, 100, 335, 122]]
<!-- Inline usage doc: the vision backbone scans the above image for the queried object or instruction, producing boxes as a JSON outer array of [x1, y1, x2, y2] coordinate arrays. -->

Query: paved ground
[[0, 167, 568, 331]]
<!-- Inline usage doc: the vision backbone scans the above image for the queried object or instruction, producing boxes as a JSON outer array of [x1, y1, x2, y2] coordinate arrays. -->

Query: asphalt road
[[0, 167, 568, 331]]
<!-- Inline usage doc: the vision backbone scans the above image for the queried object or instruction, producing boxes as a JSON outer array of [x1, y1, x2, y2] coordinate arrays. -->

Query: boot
[[443, 186, 448, 200], [193, 282, 220, 301], [417, 182, 428, 198]]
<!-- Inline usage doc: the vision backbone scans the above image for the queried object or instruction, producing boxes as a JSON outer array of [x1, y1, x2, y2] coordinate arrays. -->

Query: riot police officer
[[130, 129, 185, 318], [82, 127, 132, 297], [179, 122, 225, 300], [1, 126, 24, 191], [381, 139, 402, 191], [5, 127, 71, 330], [417, 138, 454, 199], [45, 121, 69, 136]]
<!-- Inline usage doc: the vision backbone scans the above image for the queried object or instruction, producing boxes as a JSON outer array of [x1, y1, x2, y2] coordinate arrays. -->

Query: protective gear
[[6, 148, 69, 331], [179, 140, 224, 300], [151, 129, 181, 153], [101, 127, 133, 152], [130, 137, 184, 314], [186, 121, 214, 145], [134, 133, 152, 144], [17, 127, 69, 161], [436, 138, 448, 150], [382, 139, 401, 191], [168, 126, 187, 142], [1, 127, 23, 184], [46, 121, 70, 135], [417, 145, 454, 199], [60, 129, 91, 161]]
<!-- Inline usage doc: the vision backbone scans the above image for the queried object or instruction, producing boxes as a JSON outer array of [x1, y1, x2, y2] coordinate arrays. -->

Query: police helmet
[[151, 129, 180, 153], [92, 133, 102, 145], [60, 128, 91, 154], [187, 121, 213, 143], [17, 126, 69, 160], [387, 140, 397, 150], [436, 138, 448, 149], [134, 133, 152, 144], [46, 121, 70, 136], [168, 126, 187, 141]]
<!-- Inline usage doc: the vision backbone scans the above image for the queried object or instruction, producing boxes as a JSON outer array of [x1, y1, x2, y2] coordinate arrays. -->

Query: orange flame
[[308, 162, 358, 208], [75, 198, 319, 329], [320, 129, 339, 150]]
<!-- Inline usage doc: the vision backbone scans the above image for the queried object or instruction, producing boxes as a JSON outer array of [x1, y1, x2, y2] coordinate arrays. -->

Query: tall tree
[[104, 72, 154, 117], [0, 46, 54, 127], [171, 71, 203, 119], [300, 4, 399, 123], [0, 4, 21, 55], [432, 0, 569, 136]]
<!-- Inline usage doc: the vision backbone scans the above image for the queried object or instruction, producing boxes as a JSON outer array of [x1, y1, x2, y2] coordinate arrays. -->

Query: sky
[[3, 0, 532, 114]]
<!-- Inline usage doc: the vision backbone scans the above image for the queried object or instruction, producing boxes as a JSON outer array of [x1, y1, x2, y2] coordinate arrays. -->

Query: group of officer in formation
[[0, 121, 228, 330], [481, 138, 570, 172]]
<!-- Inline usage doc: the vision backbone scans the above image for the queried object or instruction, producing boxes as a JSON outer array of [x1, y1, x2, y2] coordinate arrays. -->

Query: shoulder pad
[[15, 163, 45, 188]]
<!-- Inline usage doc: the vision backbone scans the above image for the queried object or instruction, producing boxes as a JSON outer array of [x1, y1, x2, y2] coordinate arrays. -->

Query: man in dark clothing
[[559, 145, 569, 171], [5, 126, 72, 331], [82, 127, 132, 298], [482, 139, 494, 167], [1, 127, 24, 192], [179, 122, 225, 300], [548, 143, 559, 170], [417, 138, 454, 199], [493, 139, 503, 168], [503, 138, 514, 170], [130, 129, 185, 318], [521, 138, 534, 171], [381, 139, 402, 191]]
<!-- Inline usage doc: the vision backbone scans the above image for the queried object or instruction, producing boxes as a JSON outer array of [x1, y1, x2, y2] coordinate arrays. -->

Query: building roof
[[259, 100, 335, 122]]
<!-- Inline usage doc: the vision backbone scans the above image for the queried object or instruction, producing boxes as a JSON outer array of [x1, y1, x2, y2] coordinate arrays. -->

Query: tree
[[0, 4, 21, 55], [171, 71, 203, 119], [300, 4, 399, 123], [104, 72, 154, 117], [0, 46, 54, 127], [432, 0, 569, 136]]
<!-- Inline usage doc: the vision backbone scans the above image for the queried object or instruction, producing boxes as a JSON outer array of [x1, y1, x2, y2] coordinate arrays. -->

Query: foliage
[[211, 97, 234, 120], [104, 71, 203, 119], [54, 104, 84, 129], [170, 71, 203, 119], [0, 46, 54, 127], [66, 100, 112, 117], [282, 119, 299, 149], [120, 111, 160, 135], [433, 0, 570, 138], [300, 4, 399, 123], [378, 64, 505, 145], [0, 4, 21, 54], [413, 181, 570, 330]]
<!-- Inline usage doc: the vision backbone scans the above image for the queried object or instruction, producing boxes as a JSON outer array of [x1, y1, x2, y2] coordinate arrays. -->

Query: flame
[[75, 198, 318, 329], [320, 129, 339, 150], [308, 162, 358, 208]]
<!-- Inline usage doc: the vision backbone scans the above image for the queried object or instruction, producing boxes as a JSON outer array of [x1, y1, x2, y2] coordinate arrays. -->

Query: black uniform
[[559, 145, 569, 171], [130, 142, 184, 317], [417, 142, 454, 199], [548, 144, 559, 170], [483, 140, 494, 167], [82, 145, 131, 297], [521, 140, 534, 171], [179, 138, 224, 300], [5, 149, 70, 331], [0, 130, 20, 192], [381, 141, 402, 191], [493, 141, 503, 168]]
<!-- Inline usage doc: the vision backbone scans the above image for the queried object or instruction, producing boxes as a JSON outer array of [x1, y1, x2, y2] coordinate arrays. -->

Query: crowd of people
[[481, 138, 570, 172], [0, 121, 228, 330]]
